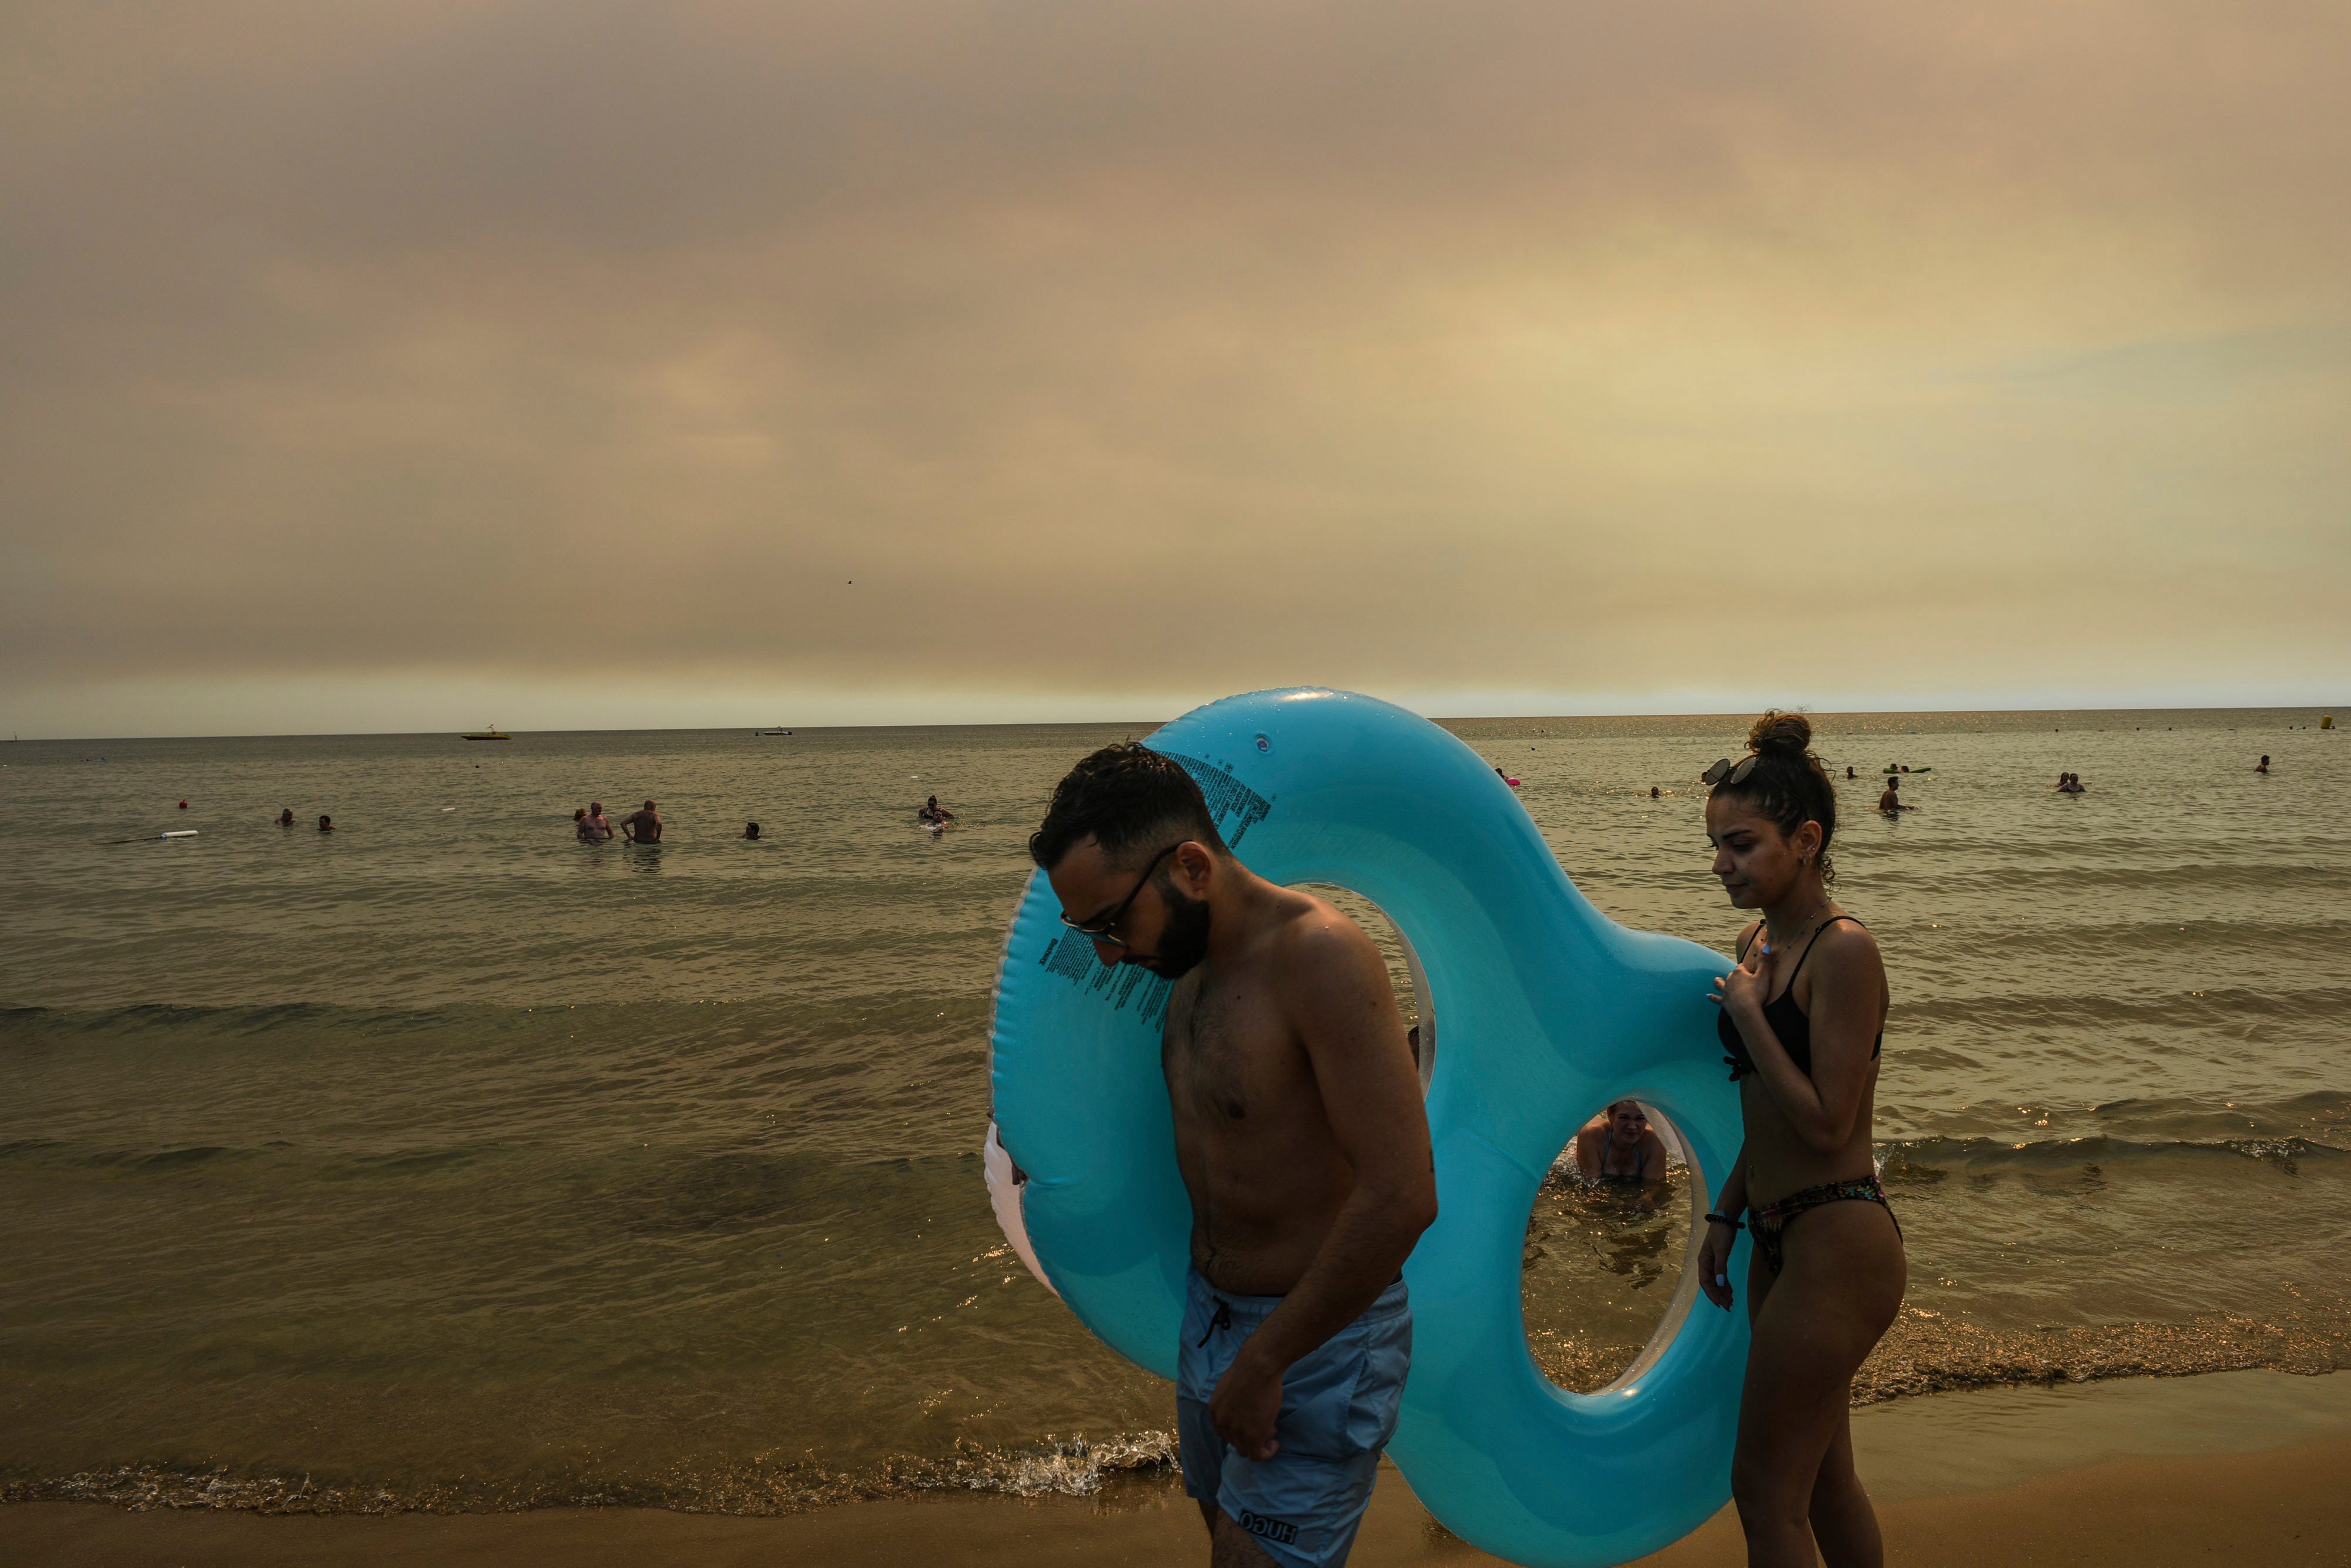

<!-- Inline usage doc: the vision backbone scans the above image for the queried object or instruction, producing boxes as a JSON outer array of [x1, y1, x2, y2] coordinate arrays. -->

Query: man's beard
[[1147, 883, 1213, 980]]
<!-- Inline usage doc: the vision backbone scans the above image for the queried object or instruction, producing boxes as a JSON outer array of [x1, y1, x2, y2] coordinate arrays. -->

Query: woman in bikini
[[1572, 1100, 1667, 1185], [1695, 712, 1905, 1567]]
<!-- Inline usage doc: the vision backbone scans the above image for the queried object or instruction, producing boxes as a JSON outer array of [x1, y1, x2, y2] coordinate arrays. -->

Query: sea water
[[1, 709, 2343, 1512]]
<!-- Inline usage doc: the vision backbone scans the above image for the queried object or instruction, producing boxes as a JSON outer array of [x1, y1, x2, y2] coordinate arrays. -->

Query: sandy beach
[[11, 1371, 2349, 1566]]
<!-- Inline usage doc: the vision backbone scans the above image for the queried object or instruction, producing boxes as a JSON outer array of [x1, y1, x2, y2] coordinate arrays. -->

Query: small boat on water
[[462, 726, 511, 741], [754, 727, 793, 736]]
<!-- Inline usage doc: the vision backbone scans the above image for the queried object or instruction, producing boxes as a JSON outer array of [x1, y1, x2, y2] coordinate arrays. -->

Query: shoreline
[[9, 1370, 2349, 1565], [11, 1442, 2350, 1568]]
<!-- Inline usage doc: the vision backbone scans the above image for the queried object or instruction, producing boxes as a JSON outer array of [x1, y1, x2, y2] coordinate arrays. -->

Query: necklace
[[1760, 896, 1832, 957]]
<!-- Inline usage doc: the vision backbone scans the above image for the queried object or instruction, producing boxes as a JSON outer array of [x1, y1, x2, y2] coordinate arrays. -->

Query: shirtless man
[[1031, 744, 1436, 1567], [621, 800, 662, 843], [1573, 1100, 1669, 1185], [1877, 777, 1914, 813], [580, 802, 615, 843]]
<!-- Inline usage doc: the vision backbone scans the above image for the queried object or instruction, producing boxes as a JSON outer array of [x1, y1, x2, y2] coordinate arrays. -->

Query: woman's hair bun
[[1747, 709, 1813, 759]]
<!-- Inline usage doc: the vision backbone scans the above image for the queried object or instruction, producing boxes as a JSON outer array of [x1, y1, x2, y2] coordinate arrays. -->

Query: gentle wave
[[0, 1429, 1183, 1517], [1893, 985, 2351, 1031], [11, 1308, 2345, 1519], [1878, 1132, 2348, 1175]]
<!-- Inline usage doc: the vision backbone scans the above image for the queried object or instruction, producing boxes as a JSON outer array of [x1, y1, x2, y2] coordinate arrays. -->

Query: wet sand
[[10, 1372, 2350, 1566]]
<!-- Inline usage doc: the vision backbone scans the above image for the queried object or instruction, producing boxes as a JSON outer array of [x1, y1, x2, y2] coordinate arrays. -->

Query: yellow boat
[[461, 726, 511, 741]]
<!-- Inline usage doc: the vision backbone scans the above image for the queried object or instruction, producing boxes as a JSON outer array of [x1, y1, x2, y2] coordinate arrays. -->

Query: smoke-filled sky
[[5, 1, 2346, 736]]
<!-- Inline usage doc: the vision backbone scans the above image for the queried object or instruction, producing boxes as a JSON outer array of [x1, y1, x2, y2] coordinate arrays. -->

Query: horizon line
[[7, 699, 2340, 746]]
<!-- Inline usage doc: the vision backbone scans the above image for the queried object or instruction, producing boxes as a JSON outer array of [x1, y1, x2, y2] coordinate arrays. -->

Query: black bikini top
[[1717, 915, 1884, 1081]]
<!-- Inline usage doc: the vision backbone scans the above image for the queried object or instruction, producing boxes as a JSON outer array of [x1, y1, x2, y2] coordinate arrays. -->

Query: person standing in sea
[[1030, 744, 1436, 1568], [1696, 713, 1905, 1568]]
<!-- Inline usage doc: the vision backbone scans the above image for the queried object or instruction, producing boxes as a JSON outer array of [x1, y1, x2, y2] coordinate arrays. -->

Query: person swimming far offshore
[[1029, 743, 1435, 1567]]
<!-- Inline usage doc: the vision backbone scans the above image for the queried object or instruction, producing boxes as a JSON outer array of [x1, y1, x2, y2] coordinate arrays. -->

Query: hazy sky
[[5, 1, 2346, 736]]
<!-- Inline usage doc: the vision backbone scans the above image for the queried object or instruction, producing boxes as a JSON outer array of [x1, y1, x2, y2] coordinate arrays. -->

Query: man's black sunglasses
[[1060, 843, 1180, 949]]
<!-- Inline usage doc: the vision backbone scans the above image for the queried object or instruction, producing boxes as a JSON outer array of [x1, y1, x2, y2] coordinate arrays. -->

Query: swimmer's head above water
[[1030, 742, 1229, 980]]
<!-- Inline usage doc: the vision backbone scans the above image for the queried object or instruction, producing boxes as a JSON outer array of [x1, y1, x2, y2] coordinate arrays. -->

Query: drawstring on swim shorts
[[1198, 1298, 1232, 1346]]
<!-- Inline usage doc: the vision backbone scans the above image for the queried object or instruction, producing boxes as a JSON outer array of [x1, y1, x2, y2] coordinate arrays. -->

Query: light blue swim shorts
[[1176, 1266, 1412, 1568]]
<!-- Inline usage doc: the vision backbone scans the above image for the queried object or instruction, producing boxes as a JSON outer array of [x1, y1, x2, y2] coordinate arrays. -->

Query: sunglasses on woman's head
[[1702, 755, 1761, 788]]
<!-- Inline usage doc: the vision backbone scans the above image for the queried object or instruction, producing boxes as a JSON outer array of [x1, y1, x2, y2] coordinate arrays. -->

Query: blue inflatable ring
[[988, 689, 1749, 1567]]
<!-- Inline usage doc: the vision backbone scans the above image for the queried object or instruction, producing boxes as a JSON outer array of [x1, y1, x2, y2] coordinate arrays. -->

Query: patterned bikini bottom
[[1749, 1177, 1901, 1275]]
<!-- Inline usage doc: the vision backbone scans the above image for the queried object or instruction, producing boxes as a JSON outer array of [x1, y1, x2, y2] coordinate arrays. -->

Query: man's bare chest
[[1161, 973, 1303, 1125]]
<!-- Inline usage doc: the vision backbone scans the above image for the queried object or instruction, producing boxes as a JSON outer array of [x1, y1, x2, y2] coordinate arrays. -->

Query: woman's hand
[[1697, 1220, 1737, 1311], [1711, 943, 1768, 1023]]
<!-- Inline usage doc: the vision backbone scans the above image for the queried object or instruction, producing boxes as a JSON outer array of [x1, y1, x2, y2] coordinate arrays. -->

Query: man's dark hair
[[1029, 743, 1227, 870]]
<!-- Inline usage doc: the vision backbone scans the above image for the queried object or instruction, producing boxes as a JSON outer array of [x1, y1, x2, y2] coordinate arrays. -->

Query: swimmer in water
[[1699, 711, 1904, 1567], [916, 795, 956, 827], [277, 808, 295, 827], [317, 813, 334, 832], [621, 800, 662, 844], [1573, 1100, 1668, 1185], [744, 822, 762, 840], [1877, 776, 1914, 813], [580, 803, 615, 843], [1651, 786, 1662, 799], [2256, 755, 2270, 774], [1846, 766, 1856, 780]]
